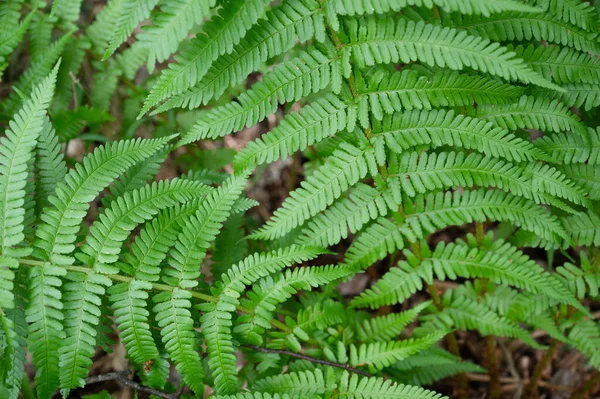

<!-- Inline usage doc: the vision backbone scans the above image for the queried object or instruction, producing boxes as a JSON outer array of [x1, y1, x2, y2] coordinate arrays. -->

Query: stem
[[486, 335, 501, 399], [17, 258, 291, 333], [427, 283, 469, 398], [525, 338, 559, 398], [83, 371, 179, 399], [244, 344, 373, 378]]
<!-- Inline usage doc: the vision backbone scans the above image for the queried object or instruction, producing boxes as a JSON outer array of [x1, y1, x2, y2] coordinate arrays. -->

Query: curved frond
[[137, 0, 215, 73], [343, 17, 561, 91], [1, 64, 58, 255], [250, 143, 377, 240], [235, 264, 352, 344], [454, 12, 600, 54], [296, 181, 401, 247], [357, 301, 431, 343], [531, 0, 596, 30], [140, 0, 271, 115], [103, 0, 161, 59], [517, 44, 600, 85], [34, 118, 67, 213], [183, 48, 339, 144], [534, 127, 600, 164], [372, 109, 545, 163], [201, 246, 325, 394], [474, 95, 587, 135], [363, 69, 525, 120], [344, 189, 564, 269], [155, 0, 325, 112]]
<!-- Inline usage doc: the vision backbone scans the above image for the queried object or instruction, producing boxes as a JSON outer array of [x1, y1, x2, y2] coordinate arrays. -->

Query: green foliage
[[2, 0, 600, 398]]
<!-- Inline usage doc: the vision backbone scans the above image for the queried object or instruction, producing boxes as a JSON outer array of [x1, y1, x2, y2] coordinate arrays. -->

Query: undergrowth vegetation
[[1, 0, 599, 398]]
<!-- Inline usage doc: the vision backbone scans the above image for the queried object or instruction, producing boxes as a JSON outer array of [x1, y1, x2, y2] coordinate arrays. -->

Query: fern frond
[[454, 12, 600, 54], [350, 332, 445, 370], [373, 109, 545, 163], [137, 0, 215, 73], [111, 202, 200, 365], [183, 48, 339, 144], [202, 246, 325, 394], [343, 17, 561, 91], [475, 94, 587, 135], [28, 136, 171, 397], [0, 9, 32, 73], [531, 0, 596, 30], [155, 0, 325, 112], [233, 96, 351, 169], [390, 151, 583, 207], [534, 127, 600, 164], [517, 44, 600, 85], [3, 33, 70, 115], [236, 265, 352, 344], [250, 143, 377, 240], [34, 118, 67, 213], [562, 211, 600, 246], [333, 0, 541, 18], [1, 63, 58, 256], [345, 189, 564, 270], [2, 268, 29, 399], [50, 0, 82, 23], [558, 164, 600, 200], [153, 175, 248, 395], [103, 0, 161, 59], [357, 301, 431, 343], [363, 69, 525, 119], [391, 347, 486, 386], [568, 319, 600, 368], [254, 368, 446, 398], [416, 295, 539, 347], [296, 181, 401, 247], [140, 0, 271, 115], [59, 179, 210, 389]]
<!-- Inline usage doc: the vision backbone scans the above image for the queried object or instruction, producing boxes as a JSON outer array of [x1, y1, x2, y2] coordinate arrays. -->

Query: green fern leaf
[[111, 201, 200, 364], [390, 347, 486, 386], [34, 117, 67, 213], [562, 211, 600, 246], [103, 0, 161, 59], [140, 0, 271, 115], [137, 0, 215, 73], [250, 143, 377, 240], [363, 69, 525, 120], [350, 331, 446, 370], [517, 44, 600, 85], [568, 319, 600, 368], [474, 95, 587, 135], [296, 181, 401, 247], [183, 48, 339, 145], [372, 109, 545, 163], [344, 189, 564, 269], [236, 265, 352, 344], [416, 295, 540, 348], [343, 17, 561, 91], [534, 127, 600, 164], [1, 63, 58, 257], [154, 174, 248, 396], [454, 12, 600, 54], [357, 301, 431, 343], [557, 164, 600, 200], [530, 0, 597, 30], [201, 245, 325, 394], [154, 0, 325, 112]]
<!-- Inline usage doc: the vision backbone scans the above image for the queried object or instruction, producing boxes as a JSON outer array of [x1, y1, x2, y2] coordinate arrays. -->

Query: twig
[[84, 371, 179, 399], [243, 344, 374, 378], [525, 338, 559, 398], [486, 335, 501, 399]]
